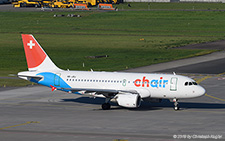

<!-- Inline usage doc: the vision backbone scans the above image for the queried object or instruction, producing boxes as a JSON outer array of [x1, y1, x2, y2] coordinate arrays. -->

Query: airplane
[[18, 34, 206, 110]]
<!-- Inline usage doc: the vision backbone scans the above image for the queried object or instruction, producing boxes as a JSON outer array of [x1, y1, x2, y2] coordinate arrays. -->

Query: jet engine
[[116, 94, 141, 108]]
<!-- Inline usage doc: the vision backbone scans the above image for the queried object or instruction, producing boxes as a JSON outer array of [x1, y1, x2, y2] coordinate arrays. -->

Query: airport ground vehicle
[[74, 3, 89, 10], [12, 0, 118, 7], [50, 0, 70, 8], [12, 0, 42, 7], [98, 3, 114, 10]]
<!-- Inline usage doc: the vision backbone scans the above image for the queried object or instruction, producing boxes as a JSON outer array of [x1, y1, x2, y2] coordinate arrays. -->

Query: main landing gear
[[102, 97, 111, 110], [102, 103, 111, 110], [173, 98, 180, 111]]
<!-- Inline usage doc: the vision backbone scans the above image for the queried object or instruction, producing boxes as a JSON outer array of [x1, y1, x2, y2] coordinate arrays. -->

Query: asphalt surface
[[176, 40, 225, 50], [124, 51, 225, 74], [160, 58, 225, 74]]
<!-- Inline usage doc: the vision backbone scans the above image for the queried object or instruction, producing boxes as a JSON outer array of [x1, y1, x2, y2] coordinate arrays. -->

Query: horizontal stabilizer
[[18, 71, 43, 81]]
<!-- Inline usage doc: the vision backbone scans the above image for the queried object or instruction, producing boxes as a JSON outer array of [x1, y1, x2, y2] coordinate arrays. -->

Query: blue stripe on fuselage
[[34, 72, 72, 93]]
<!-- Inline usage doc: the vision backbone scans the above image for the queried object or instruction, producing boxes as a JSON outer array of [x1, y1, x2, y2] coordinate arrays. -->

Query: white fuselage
[[20, 70, 206, 99]]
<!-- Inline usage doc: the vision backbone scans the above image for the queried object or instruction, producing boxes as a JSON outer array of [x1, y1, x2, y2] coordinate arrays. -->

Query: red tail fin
[[21, 34, 60, 71], [22, 34, 46, 69]]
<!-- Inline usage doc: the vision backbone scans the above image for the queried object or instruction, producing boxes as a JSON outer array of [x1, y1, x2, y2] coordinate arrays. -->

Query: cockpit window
[[184, 81, 198, 86], [193, 82, 198, 85]]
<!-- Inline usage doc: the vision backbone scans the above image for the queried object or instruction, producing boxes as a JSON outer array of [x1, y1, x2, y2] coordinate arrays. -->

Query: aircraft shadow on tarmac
[[62, 97, 225, 111]]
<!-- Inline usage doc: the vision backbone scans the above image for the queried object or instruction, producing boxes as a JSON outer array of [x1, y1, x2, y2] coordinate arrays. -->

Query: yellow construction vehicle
[[12, 0, 119, 8], [111, 0, 119, 4], [42, 0, 53, 7], [97, 0, 118, 4], [12, 0, 42, 7], [76, 0, 95, 6], [50, 0, 68, 8]]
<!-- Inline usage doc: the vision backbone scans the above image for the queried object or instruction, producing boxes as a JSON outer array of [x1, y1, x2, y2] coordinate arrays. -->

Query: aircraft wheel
[[102, 103, 111, 110], [173, 98, 179, 111], [174, 106, 179, 111]]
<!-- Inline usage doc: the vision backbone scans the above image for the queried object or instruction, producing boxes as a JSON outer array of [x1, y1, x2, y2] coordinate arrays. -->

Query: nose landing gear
[[173, 98, 179, 111]]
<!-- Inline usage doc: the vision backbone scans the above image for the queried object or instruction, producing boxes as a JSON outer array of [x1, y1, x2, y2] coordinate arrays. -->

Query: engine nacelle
[[116, 94, 141, 108]]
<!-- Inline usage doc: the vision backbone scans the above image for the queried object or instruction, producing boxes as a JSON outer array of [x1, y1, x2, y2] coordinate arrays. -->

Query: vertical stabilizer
[[21, 34, 61, 71]]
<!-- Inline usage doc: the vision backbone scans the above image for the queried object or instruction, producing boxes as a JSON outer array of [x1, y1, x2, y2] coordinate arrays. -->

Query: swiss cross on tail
[[21, 34, 47, 70], [27, 40, 35, 49]]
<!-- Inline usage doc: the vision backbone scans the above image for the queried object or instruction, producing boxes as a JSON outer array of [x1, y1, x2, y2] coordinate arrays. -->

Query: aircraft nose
[[197, 86, 206, 97]]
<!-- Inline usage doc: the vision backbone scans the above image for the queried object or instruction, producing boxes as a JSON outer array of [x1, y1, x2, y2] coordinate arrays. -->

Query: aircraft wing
[[61, 88, 138, 97]]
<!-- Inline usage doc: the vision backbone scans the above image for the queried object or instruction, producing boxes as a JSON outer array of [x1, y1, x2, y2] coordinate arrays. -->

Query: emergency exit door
[[54, 73, 61, 86], [170, 77, 178, 91]]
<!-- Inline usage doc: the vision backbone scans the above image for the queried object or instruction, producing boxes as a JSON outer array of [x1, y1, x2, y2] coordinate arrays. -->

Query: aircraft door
[[170, 77, 177, 91], [54, 73, 61, 86]]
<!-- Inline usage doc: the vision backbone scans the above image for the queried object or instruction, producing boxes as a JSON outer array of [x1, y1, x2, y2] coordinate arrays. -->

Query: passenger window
[[189, 82, 192, 86], [185, 82, 188, 86]]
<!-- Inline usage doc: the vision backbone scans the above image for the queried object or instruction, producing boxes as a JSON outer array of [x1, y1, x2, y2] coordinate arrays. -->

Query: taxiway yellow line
[[196, 75, 212, 84], [205, 93, 225, 102], [0, 121, 39, 130], [196, 72, 225, 84], [217, 72, 225, 76], [195, 72, 225, 102]]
